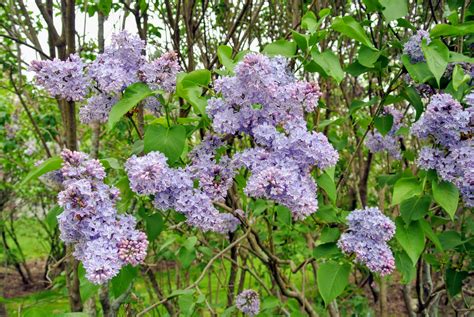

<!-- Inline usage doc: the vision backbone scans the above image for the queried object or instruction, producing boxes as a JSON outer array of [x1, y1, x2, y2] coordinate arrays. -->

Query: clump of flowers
[[139, 51, 181, 93], [30, 31, 180, 125], [57, 149, 148, 284], [79, 94, 119, 124], [338, 207, 395, 276], [403, 30, 431, 63], [366, 106, 404, 159], [125, 151, 239, 234], [236, 289, 260, 316], [30, 54, 89, 101], [89, 31, 145, 94], [207, 53, 338, 219], [412, 94, 473, 206]]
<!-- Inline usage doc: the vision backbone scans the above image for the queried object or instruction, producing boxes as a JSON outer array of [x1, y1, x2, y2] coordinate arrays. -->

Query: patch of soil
[[0, 259, 49, 299]]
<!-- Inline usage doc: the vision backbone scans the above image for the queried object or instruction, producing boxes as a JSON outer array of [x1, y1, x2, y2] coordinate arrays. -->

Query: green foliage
[[317, 262, 350, 306], [421, 39, 449, 86], [331, 16, 375, 49], [432, 180, 459, 220], [108, 82, 159, 129], [20, 156, 62, 186], [143, 124, 186, 163], [395, 217, 425, 265]]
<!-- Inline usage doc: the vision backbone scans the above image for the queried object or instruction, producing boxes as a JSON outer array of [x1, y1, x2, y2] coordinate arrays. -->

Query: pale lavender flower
[[125, 151, 239, 233], [30, 54, 89, 101], [89, 31, 145, 93], [236, 289, 260, 316], [411, 94, 470, 147], [79, 94, 118, 124], [58, 149, 148, 284], [403, 30, 431, 63], [139, 51, 180, 92], [338, 207, 395, 276]]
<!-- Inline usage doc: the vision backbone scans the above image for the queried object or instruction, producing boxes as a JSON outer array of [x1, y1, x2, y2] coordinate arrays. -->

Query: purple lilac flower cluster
[[30, 54, 89, 101], [338, 207, 395, 276], [403, 30, 431, 63], [79, 94, 119, 124], [207, 53, 338, 219], [365, 106, 404, 159], [89, 31, 145, 94], [125, 151, 239, 234], [187, 135, 236, 202], [30, 31, 180, 124], [139, 51, 181, 93], [412, 94, 473, 206], [57, 149, 148, 284], [403, 74, 436, 98], [235, 289, 260, 316]]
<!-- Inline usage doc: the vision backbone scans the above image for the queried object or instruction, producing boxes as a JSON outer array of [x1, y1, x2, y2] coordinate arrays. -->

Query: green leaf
[[438, 231, 464, 250], [432, 180, 459, 220], [379, 0, 408, 21], [145, 213, 164, 241], [176, 70, 211, 115], [400, 195, 431, 223], [401, 86, 423, 120], [98, 0, 112, 15], [418, 219, 443, 252], [332, 16, 375, 49], [263, 39, 297, 57], [311, 50, 344, 83], [301, 11, 318, 32], [318, 171, 337, 203], [357, 45, 381, 67], [394, 250, 416, 284], [108, 82, 157, 129], [401, 55, 434, 83], [20, 156, 62, 186], [317, 262, 350, 306], [100, 158, 120, 169], [292, 31, 308, 51], [421, 39, 449, 87], [313, 243, 341, 259], [320, 227, 341, 243], [362, 0, 382, 12], [374, 114, 393, 136], [430, 23, 474, 37], [143, 124, 186, 163], [395, 217, 425, 265], [276, 205, 292, 226], [445, 268, 468, 297], [452, 64, 470, 90], [111, 265, 138, 298], [217, 45, 235, 72], [178, 246, 196, 269], [392, 177, 422, 205], [45, 206, 62, 230]]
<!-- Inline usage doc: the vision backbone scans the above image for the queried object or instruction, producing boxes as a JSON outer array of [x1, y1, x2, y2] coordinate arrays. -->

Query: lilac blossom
[[403, 74, 435, 98], [411, 94, 470, 147], [125, 152, 239, 233], [79, 94, 118, 124], [187, 135, 236, 201], [206, 53, 337, 219], [139, 51, 180, 92], [236, 289, 260, 316], [338, 207, 395, 276], [365, 106, 404, 159], [30, 54, 89, 101], [403, 30, 431, 63], [89, 31, 145, 93], [57, 149, 148, 284]]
